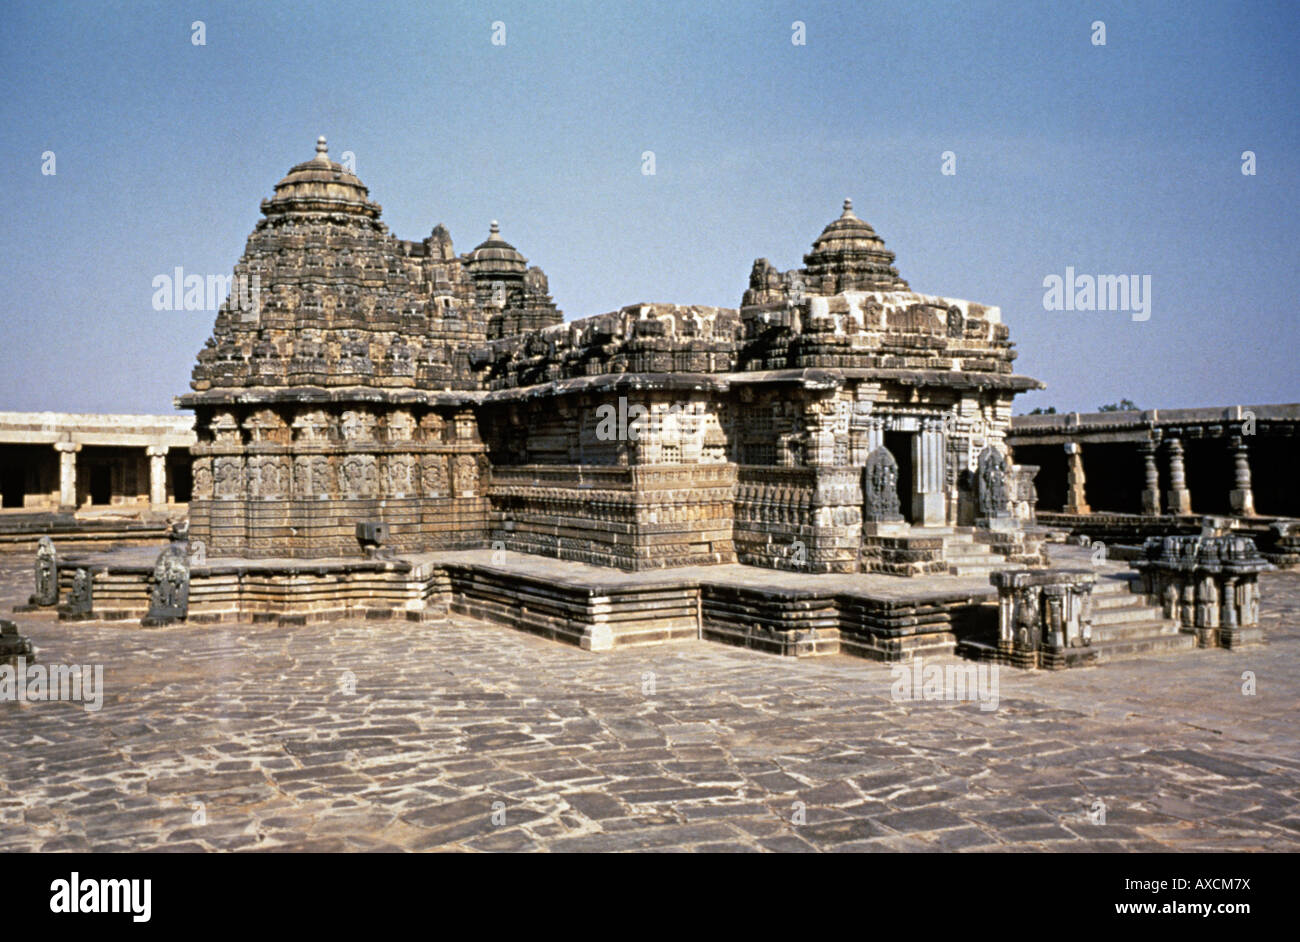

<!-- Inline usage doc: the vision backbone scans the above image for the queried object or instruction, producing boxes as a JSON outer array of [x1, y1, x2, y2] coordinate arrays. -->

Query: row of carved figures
[[192, 453, 483, 501]]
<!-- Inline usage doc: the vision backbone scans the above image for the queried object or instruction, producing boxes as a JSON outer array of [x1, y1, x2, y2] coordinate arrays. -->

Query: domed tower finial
[[316, 135, 328, 156], [842, 198, 854, 215], [489, 220, 500, 235]]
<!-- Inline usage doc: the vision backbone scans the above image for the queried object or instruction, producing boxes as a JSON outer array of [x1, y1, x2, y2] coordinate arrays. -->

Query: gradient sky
[[1, 0, 1296, 416]]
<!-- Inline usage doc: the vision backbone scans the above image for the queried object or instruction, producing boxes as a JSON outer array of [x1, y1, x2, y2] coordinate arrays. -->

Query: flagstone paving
[[1, 558, 1297, 853]]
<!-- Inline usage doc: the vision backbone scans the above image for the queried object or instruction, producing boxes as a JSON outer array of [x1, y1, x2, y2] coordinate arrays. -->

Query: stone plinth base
[[733, 466, 862, 574], [42, 545, 1070, 667], [444, 560, 699, 651], [55, 549, 448, 627], [491, 463, 738, 572], [860, 534, 948, 577], [1219, 625, 1264, 648], [701, 583, 841, 657]]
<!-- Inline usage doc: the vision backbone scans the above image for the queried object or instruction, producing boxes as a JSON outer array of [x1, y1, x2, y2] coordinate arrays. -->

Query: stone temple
[[182, 138, 1041, 570], [32, 138, 1274, 667]]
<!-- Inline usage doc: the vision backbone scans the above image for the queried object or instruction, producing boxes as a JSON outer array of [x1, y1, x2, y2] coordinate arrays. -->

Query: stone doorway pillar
[[147, 445, 169, 510], [55, 441, 80, 511], [1139, 441, 1161, 515], [912, 420, 946, 526], [1164, 437, 1192, 514], [1063, 442, 1089, 513], [1229, 436, 1255, 516]]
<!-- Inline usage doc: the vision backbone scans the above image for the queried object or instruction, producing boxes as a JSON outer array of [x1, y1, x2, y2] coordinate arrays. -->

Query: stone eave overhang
[[175, 386, 482, 411], [478, 367, 1042, 404], [174, 367, 1044, 413], [481, 372, 729, 404], [729, 368, 1044, 394], [1008, 403, 1299, 445]]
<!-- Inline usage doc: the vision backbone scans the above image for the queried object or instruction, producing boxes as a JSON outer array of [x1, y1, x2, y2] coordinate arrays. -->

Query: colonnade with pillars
[[53, 442, 173, 511], [1063, 434, 1255, 517]]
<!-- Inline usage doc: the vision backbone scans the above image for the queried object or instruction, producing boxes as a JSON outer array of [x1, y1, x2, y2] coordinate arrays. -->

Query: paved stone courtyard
[[2, 558, 1298, 853]]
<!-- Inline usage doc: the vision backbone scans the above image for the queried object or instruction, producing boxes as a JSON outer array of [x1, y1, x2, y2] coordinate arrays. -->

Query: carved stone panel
[[385, 455, 416, 497], [454, 454, 479, 498], [192, 458, 214, 500], [214, 457, 244, 499], [342, 455, 378, 499], [421, 455, 449, 497]]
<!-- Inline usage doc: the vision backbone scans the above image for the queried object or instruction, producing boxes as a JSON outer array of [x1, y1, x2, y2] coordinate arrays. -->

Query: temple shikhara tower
[[180, 138, 561, 557]]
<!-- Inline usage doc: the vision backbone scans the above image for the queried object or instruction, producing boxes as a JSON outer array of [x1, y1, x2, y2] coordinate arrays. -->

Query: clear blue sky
[[1, 0, 1296, 415]]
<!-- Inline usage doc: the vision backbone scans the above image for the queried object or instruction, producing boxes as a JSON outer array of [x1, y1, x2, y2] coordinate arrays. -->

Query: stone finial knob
[[843, 198, 853, 214], [489, 220, 500, 235], [316, 136, 328, 156]]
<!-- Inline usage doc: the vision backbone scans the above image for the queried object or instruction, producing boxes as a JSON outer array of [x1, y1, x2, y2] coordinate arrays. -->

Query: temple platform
[[42, 544, 1009, 661], [32, 541, 1267, 668]]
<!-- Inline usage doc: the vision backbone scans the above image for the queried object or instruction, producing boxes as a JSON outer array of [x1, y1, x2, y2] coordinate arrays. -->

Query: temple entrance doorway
[[884, 430, 916, 524], [89, 464, 112, 506], [1, 466, 24, 508]]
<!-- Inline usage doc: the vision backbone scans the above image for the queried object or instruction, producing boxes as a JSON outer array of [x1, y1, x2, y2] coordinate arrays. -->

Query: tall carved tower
[[179, 137, 532, 557]]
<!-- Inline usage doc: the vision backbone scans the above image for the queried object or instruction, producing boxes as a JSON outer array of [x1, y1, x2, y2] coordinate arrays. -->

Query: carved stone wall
[[188, 403, 489, 557], [733, 466, 861, 573], [489, 464, 736, 570]]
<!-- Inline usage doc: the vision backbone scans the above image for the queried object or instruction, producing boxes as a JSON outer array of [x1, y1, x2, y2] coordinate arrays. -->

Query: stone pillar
[[912, 420, 946, 526], [1228, 436, 1255, 516], [147, 445, 169, 510], [1139, 441, 1160, 515], [1063, 443, 1089, 514], [55, 442, 80, 511], [1164, 437, 1192, 514], [1219, 577, 1238, 635], [865, 416, 884, 457]]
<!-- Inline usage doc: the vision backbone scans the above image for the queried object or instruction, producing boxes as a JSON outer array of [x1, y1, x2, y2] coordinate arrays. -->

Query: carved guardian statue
[[29, 536, 58, 607], [863, 446, 903, 522], [977, 446, 1011, 519]]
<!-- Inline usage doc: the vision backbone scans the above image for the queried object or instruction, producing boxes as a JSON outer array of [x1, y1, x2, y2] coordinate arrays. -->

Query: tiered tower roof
[[802, 199, 908, 293], [464, 221, 529, 277], [260, 136, 381, 219]]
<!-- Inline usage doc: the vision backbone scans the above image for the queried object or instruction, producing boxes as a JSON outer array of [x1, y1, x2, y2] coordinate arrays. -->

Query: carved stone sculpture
[[29, 536, 58, 607], [863, 446, 903, 522], [63, 568, 93, 619], [977, 446, 1011, 520], [143, 545, 190, 626]]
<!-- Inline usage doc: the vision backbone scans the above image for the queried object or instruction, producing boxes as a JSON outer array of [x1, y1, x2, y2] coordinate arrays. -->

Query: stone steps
[[1090, 618, 1182, 642], [1093, 575, 1138, 594], [942, 533, 1002, 576], [1060, 632, 1198, 666], [1072, 574, 1190, 663], [960, 569, 1198, 669], [1092, 591, 1149, 609], [934, 529, 1039, 576], [945, 542, 994, 558], [1090, 602, 1167, 625], [947, 562, 1023, 577]]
